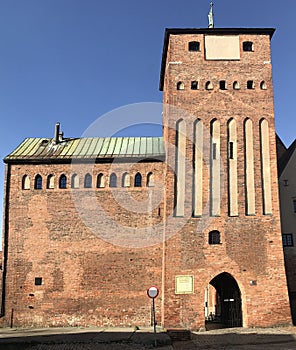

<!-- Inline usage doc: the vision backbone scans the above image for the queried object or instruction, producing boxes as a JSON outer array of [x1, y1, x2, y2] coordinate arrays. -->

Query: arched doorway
[[205, 272, 242, 328]]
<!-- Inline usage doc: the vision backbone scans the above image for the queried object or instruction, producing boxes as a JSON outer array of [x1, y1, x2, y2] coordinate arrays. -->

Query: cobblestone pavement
[[1, 326, 296, 350], [178, 326, 296, 350]]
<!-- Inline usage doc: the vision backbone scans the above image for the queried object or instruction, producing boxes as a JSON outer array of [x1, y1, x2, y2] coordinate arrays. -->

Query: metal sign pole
[[147, 286, 159, 348], [152, 297, 157, 347]]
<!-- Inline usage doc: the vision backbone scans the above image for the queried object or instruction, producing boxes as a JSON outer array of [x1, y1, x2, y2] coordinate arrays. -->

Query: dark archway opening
[[205, 272, 242, 329]]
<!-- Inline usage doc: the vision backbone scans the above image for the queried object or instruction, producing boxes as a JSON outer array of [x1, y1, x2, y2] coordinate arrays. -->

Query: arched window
[[243, 41, 253, 52], [122, 172, 130, 187], [205, 81, 213, 90], [191, 81, 198, 90], [177, 82, 184, 90], [109, 173, 117, 188], [147, 172, 154, 187], [134, 172, 142, 187], [209, 230, 221, 244], [47, 174, 55, 189], [189, 41, 200, 51], [59, 174, 67, 189], [22, 175, 30, 190], [260, 81, 267, 90], [97, 173, 105, 188], [71, 174, 79, 189], [34, 174, 42, 190], [233, 81, 240, 90], [84, 173, 92, 188]]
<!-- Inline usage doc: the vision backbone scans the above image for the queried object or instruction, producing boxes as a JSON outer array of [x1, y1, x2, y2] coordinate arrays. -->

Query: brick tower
[[1, 24, 293, 329], [159, 27, 292, 328]]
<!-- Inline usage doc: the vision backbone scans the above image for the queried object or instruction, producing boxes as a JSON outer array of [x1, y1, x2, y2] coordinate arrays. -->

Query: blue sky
[[0, 0, 295, 237]]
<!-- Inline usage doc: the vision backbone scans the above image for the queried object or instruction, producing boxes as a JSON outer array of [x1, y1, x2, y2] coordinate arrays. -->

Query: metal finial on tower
[[208, 2, 214, 28]]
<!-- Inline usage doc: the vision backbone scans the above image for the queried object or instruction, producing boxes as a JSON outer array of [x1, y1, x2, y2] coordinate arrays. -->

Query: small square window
[[243, 41, 253, 52], [247, 80, 254, 89], [282, 234, 294, 247], [189, 41, 200, 51], [209, 230, 221, 244], [35, 277, 42, 286]]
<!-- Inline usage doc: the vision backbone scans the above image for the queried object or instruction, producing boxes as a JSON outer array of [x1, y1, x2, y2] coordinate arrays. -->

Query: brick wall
[[2, 161, 165, 327], [161, 31, 291, 328]]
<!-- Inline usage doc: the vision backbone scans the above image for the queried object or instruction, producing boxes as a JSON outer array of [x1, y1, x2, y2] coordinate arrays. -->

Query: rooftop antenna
[[208, 2, 214, 28]]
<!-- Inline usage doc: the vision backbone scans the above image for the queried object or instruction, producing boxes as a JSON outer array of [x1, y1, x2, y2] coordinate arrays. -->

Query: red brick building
[[1, 27, 292, 329]]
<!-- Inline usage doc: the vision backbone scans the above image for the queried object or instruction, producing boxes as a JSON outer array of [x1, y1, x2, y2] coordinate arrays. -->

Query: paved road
[[1, 326, 296, 349]]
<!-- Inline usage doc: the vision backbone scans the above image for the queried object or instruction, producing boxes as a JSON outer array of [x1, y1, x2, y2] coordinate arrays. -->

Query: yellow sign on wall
[[175, 275, 194, 294]]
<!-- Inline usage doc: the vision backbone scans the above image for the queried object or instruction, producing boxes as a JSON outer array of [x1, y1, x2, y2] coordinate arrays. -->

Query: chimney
[[54, 122, 60, 144]]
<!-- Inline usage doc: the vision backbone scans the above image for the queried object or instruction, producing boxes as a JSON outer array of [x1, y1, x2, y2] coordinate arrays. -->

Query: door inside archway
[[205, 272, 242, 328]]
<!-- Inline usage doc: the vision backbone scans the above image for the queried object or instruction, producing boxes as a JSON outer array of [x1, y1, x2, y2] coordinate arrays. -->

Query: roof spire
[[208, 2, 214, 28]]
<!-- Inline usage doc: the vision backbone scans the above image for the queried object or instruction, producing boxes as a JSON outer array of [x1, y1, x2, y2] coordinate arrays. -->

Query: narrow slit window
[[206, 81, 213, 90], [47, 174, 55, 189], [71, 174, 79, 189], [191, 81, 198, 90], [110, 173, 117, 188], [177, 82, 185, 90], [134, 172, 142, 187], [59, 175, 67, 189], [122, 172, 130, 187], [34, 175, 42, 190], [147, 172, 154, 187], [97, 173, 105, 188], [219, 80, 226, 90], [22, 175, 30, 190], [247, 80, 254, 89], [260, 81, 267, 90], [293, 200, 296, 213], [84, 173, 92, 188]]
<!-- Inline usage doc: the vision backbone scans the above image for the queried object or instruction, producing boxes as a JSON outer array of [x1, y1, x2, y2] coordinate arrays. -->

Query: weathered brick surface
[[1, 29, 292, 330], [2, 161, 165, 327], [161, 32, 291, 328]]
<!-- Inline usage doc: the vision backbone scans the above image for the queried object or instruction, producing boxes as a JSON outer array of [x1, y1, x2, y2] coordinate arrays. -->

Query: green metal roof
[[4, 137, 165, 163]]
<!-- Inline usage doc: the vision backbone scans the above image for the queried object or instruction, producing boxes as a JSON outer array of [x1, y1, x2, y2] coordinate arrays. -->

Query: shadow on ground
[[187, 330, 296, 349], [0, 330, 171, 350]]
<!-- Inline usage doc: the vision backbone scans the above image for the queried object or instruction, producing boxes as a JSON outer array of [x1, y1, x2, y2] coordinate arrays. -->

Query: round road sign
[[147, 286, 159, 299]]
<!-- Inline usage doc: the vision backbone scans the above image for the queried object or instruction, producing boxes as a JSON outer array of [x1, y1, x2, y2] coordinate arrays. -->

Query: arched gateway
[[205, 273, 242, 328]]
